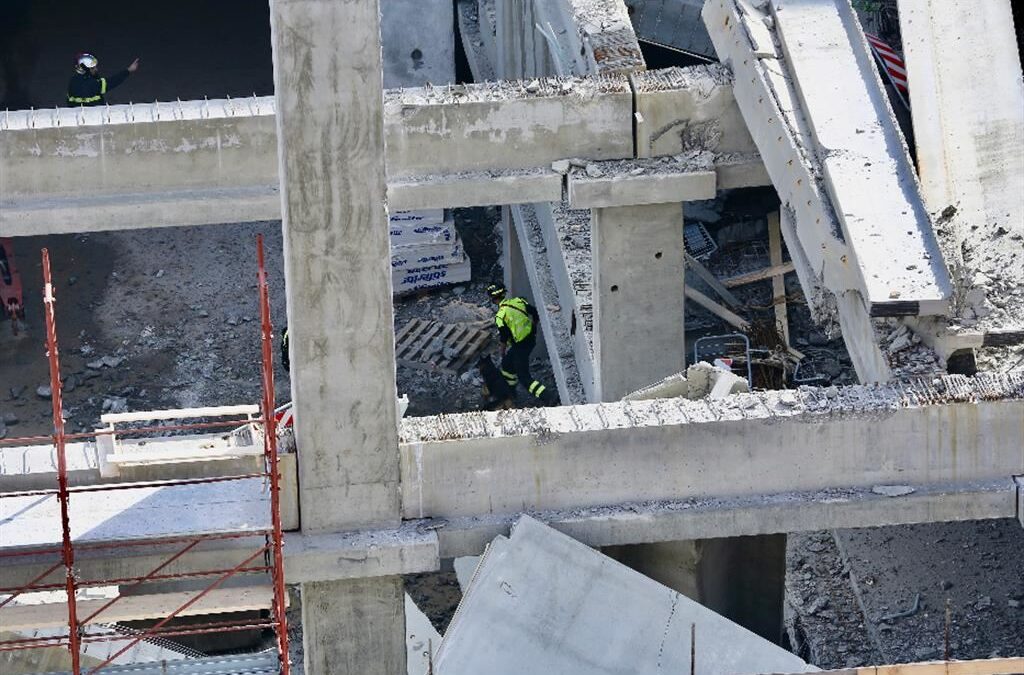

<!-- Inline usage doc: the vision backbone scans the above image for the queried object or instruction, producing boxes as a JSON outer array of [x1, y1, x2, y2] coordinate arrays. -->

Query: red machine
[[0, 238, 26, 334]]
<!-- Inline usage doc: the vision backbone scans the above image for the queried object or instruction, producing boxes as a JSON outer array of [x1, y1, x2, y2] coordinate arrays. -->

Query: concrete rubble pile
[[389, 209, 472, 294]]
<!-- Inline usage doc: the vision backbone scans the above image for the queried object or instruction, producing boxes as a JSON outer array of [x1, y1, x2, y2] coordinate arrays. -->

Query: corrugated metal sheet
[[626, 0, 717, 59]]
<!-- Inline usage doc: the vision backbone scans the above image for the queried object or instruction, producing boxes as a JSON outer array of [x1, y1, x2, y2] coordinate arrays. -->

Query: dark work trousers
[[500, 333, 548, 399]]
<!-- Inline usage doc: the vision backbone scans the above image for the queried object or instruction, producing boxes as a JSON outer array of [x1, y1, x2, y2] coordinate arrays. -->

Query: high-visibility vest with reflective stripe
[[496, 297, 533, 343], [67, 78, 106, 105]]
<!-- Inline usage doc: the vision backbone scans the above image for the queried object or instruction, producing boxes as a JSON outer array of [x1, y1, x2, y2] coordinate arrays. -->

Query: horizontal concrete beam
[[398, 373, 1024, 519], [566, 155, 717, 208], [433, 478, 1019, 559], [1, 69, 767, 235]]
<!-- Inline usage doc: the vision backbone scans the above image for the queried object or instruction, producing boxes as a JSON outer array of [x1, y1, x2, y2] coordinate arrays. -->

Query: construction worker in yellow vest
[[488, 283, 554, 404]]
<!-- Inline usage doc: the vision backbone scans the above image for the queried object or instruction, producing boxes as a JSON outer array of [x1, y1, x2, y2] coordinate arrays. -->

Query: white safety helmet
[[75, 53, 98, 73]]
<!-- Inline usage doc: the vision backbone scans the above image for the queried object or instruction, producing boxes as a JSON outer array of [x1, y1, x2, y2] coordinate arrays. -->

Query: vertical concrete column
[[270, 1, 403, 673], [301, 577, 406, 675], [591, 204, 686, 401], [502, 206, 531, 299], [496, 0, 526, 79], [605, 535, 787, 645]]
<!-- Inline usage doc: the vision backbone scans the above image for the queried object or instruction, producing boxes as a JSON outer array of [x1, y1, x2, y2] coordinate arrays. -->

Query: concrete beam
[[1, 68, 767, 235], [566, 155, 717, 209], [0, 477, 1015, 589], [432, 478, 1018, 560], [383, 77, 633, 178], [632, 65, 758, 158], [389, 169, 563, 210], [398, 373, 1024, 519], [702, 0, 952, 320]]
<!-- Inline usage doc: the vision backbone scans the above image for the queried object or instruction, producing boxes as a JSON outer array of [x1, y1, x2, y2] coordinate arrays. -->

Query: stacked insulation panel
[[390, 209, 472, 294]]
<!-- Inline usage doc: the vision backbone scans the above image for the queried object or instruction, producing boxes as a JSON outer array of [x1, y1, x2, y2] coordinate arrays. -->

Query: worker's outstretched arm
[[104, 59, 139, 92]]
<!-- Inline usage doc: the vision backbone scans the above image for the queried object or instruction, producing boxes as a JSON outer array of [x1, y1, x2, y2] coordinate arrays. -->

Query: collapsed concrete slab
[[433, 515, 816, 674], [898, 0, 1024, 358], [702, 0, 955, 382]]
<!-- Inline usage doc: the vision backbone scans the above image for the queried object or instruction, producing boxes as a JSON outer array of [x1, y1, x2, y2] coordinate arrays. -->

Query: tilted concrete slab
[[398, 373, 1024, 519], [898, 0, 1024, 349], [434, 515, 815, 674], [702, 0, 952, 323]]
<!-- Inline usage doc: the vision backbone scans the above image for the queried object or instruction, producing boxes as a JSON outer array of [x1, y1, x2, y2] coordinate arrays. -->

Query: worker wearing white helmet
[[67, 52, 140, 106]]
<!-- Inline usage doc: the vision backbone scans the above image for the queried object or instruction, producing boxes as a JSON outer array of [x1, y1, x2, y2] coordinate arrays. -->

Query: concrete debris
[[101, 397, 128, 414], [36, 385, 52, 400], [86, 355, 125, 369], [9, 385, 27, 400], [623, 361, 749, 401]]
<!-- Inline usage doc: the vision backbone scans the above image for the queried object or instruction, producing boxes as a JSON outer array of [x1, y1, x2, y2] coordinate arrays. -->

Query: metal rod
[[78, 540, 201, 625], [0, 560, 64, 609], [42, 248, 82, 675], [257, 233, 291, 675], [690, 623, 696, 675], [85, 545, 269, 673]]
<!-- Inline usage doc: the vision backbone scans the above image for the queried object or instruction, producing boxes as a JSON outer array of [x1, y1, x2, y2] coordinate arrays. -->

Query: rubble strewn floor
[[789, 521, 1024, 668]]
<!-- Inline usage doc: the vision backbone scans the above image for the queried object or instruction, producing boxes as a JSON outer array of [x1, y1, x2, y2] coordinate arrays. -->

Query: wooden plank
[[768, 212, 790, 347], [721, 261, 795, 288], [0, 586, 275, 632], [101, 405, 259, 425], [449, 331, 492, 372], [394, 318, 421, 347], [684, 252, 744, 309], [405, 321, 446, 361], [685, 287, 750, 330]]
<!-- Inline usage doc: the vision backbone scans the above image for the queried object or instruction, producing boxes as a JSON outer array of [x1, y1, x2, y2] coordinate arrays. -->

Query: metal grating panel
[[41, 652, 281, 675]]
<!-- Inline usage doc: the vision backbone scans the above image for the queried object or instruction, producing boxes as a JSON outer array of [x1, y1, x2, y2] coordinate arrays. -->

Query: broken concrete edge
[[283, 522, 439, 584], [430, 478, 1017, 559], [400, 372, 1024, 443]]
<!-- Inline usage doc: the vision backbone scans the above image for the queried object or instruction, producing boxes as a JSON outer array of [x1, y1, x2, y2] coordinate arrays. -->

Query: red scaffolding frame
[[0, 236, 290, 674]]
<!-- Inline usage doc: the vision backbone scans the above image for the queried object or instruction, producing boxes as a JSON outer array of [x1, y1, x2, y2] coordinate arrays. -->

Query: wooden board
[[395, 319, 491, 375]]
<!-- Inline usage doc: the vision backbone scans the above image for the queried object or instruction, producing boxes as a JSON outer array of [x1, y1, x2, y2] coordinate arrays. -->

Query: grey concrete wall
[[382, 0, 455, 88], [398, 375, 1024, 519]]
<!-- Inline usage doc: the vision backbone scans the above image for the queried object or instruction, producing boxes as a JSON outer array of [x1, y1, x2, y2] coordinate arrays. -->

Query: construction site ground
[[2, 207, 1021, 669]]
